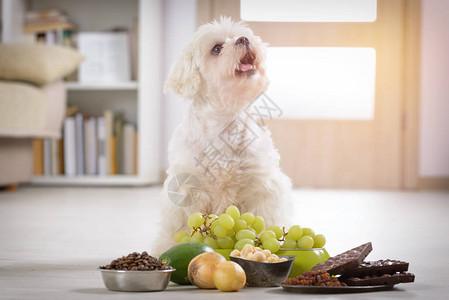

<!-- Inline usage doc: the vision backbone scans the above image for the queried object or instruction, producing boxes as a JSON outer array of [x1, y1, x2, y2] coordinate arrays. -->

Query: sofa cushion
[[0, 80, 66, 138], [0, 138, 33, 185], [0, 44, 83, 85]]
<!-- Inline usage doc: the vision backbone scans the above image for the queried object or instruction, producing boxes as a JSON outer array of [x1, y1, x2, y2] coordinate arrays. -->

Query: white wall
[[161, 0, 197, 171], [420, 0, 449, 177]]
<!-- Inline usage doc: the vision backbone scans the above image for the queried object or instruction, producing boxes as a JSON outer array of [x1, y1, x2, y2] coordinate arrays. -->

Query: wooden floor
[[0, 186, 448, 299]]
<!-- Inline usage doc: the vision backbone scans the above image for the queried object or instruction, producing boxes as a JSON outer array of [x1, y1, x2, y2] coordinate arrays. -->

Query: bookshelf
[[32, 175, 148, 186], [1, 0, 162, 186], [65, 81, 139, 91]]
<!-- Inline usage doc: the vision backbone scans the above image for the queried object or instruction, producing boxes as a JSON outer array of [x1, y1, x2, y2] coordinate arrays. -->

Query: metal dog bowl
[[99, 268, 175, 292], [230, 255, 296, 287]]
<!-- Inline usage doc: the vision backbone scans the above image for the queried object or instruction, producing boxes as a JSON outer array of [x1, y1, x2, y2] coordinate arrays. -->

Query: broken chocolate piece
[[343, 272, 415, 286], [311, 242, 373, 275], [341, 259, 409, 278]]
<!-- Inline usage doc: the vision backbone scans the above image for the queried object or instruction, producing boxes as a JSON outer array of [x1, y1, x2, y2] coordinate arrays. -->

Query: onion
[[213, 261, 246, 292], [188, 252, 226, 289]]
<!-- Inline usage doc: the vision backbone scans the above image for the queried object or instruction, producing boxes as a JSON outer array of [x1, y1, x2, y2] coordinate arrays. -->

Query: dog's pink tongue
[[239, 63, 253, 72]]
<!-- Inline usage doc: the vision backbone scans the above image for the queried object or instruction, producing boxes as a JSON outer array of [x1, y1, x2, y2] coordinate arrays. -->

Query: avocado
[[159, 242, 214, 285]]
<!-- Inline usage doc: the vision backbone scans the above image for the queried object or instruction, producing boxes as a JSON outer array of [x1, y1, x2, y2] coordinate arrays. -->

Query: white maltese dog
[[153, 17, 292, 254]]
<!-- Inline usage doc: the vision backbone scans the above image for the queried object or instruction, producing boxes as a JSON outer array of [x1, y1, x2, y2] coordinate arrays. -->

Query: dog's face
[[165, 18, 269, 110]]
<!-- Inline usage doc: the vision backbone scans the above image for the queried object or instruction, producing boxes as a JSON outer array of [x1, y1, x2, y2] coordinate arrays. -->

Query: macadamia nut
[[230, 246, 287, 263]]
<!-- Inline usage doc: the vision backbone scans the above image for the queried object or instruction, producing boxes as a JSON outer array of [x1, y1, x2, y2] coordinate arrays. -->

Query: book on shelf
[[51, 139, 59, 175], [123, 123, 136, 175], [114, 116, 125, 174], [25, 8, 65, 21], [33, 139, 44, 175], [23, 8, 74, 33], [35, 138, 63, 176], [63, 117, 76, 176], [75, 113, 85, 175], [77, 32, 131, 83], [82, 117, 90, 174], [134, 131, 138, 175], [22, 8, 76, 52], [33, 110, 138, 178], [104, 110, 114, 175], [84, 117, 97, 175], [58, 139, 64, 175], [110, 136, 118, 175], [23, 21, 75, 35], [97, 117, 107, 176]]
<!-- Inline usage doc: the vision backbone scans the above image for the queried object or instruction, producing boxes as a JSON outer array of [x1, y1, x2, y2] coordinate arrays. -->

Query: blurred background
[[0, 0, 448, 191]]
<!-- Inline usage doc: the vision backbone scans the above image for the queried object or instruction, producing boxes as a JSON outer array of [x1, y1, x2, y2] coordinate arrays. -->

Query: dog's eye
[[211, 44, 223, 55]]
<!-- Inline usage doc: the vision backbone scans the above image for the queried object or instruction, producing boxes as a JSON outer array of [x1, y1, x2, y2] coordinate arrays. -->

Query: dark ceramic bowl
[[230, 255, 296, 287]]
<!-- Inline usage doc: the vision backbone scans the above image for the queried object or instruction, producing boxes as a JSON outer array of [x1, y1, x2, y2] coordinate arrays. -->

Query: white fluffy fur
[[153, 18, 292, 255]]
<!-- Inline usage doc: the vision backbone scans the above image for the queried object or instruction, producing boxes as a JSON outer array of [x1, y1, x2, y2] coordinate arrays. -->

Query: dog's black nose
[[236, 36, 249, 46]]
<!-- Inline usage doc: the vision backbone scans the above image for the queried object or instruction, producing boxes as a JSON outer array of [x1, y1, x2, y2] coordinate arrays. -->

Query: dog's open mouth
[[236, 51, 256, 76]]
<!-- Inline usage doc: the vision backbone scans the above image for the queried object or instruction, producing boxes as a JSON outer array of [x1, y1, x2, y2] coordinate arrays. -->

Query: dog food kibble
[[99, 251, 172, 271], [283, 270, 347, 287]]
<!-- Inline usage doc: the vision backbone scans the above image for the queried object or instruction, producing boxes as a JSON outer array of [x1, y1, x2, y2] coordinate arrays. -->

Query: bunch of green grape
[[280, 225, 326, 250], [173, 205, 326, 253]]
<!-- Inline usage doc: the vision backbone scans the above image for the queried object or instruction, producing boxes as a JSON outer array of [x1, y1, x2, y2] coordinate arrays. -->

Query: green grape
[[233, 219, 247, 232], [218, 214, 235, 230], [287, 225, 303, 241], [235, 229, 256, 241], [191, 232, 203, 243], [302, 227, 315, 238], [268, 226, 284, 239], [251, 216, 265, 234], [297, 236, 314, 249], [226, 205, 240, 220], [203, 236, 219, 249], [180, 236, 191, 243], [260, 230, 276, 242], [174, 231, 190, 243], [217, 236, 235, 249], [211, 219, 219, 230], [226, 229, 235, 238], [246, 226, 257, 234], [241, 212, 255, 226], [213, 224, 227, 238], [281, 238, 297, 249], [262, 238, 280, 253], [313, 234, 326, 248], [206, 214, 218, 226], [188, 212, 204, 229], [234, 238, 255, 251]]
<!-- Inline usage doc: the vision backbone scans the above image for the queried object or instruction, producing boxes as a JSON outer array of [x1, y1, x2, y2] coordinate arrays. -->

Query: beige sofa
[[0, 43, 83, 186], [0, 80, 66, 186]]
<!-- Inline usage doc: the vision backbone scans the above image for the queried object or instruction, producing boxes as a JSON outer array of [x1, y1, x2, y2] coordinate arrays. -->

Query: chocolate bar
[[343, 272, 415, 286], [341, 259, 409, 278], [311, 242, 373, 275]]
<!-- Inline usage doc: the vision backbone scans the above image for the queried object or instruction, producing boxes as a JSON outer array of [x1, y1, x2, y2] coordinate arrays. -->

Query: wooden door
[[199, 0, 416, 189]]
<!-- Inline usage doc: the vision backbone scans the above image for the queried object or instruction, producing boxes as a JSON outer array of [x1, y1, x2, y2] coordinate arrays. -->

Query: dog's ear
[[164, 43, 202, 99]]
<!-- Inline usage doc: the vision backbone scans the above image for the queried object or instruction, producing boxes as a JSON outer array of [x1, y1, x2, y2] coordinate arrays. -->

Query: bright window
[[266, 47, 376, 120], [241, 0, 377, 22]]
